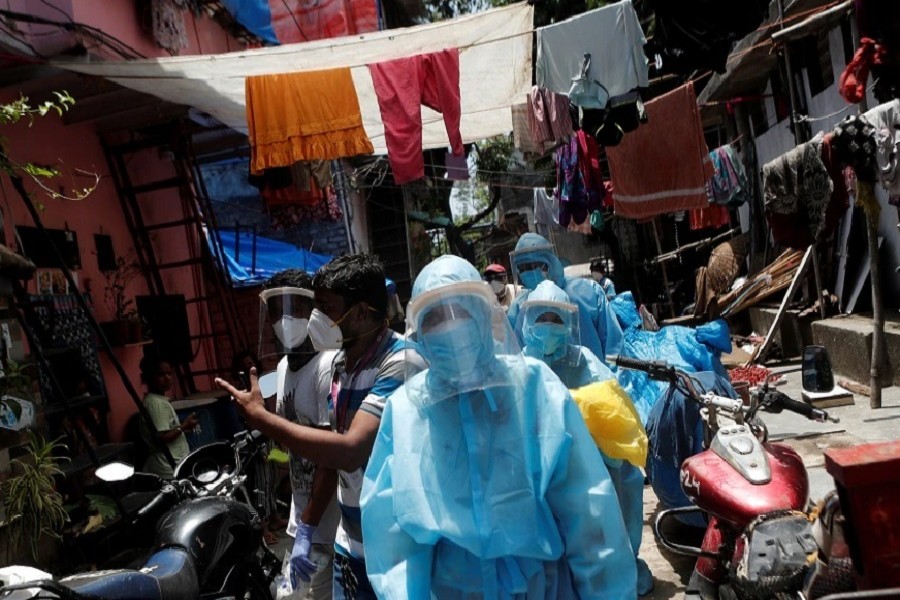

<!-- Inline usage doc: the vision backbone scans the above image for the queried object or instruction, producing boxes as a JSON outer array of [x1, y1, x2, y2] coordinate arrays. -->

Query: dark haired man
[[218, 254, 423, 600]]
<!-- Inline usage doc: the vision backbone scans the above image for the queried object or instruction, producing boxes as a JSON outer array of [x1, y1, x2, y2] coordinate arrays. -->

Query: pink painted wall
[[0, 102, 213, 443], [7, 0, 241, 59]]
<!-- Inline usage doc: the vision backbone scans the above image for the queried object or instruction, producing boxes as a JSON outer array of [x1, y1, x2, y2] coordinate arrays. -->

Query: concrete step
[[811, 314, 900, 387], [748, 307, 899, 387]]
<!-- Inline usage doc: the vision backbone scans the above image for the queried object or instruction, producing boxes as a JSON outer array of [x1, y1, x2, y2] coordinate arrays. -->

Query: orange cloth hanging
[[246, 68, 374, 174]]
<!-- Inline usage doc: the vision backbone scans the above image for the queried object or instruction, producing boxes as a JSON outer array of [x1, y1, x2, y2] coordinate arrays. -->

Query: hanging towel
[[368, 49, 464, 185], [864, 99, 900, 198], [512, 104, 545, 156], [246, 68, 373, 174], [536, 0, 649, 98], [606, 82, 713, 220]]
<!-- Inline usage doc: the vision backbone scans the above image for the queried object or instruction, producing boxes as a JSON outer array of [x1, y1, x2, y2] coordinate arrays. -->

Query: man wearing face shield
[[360, 254, 636, 599], [218, 254, 423, 600], [258, 270, 341, 599], [482, 263, 517, 312], [509, 232, 624, 360], [522, 281, 653, 596]]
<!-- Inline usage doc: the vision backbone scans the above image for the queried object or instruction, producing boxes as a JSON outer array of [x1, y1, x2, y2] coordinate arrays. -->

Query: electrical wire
[[280, 0, 310, 41]]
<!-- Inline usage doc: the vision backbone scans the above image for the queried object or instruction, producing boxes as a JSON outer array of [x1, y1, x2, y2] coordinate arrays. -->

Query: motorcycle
[[0, 429, 281, 600], [612, 346, 839, 600]]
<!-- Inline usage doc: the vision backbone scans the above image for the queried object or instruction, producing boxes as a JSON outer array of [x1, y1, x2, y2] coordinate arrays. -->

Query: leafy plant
[[102, 251, 143, 321], [0, 91, 99, 206], [1, 432, 69, 562]]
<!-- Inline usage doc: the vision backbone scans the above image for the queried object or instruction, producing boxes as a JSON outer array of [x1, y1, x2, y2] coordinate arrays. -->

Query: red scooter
[[613, 347, 837, 600]]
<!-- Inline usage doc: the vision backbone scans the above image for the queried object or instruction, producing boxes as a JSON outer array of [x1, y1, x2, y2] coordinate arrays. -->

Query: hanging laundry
[[863, 99, 900, 198], [643, 0, 769, 75], [269, 186, 344, 230], [568, 215, 593, 235], [527, 87, 574, 148], [536, 0, 648, 99], [512, 104, 546, 156], [444, 152, 469, 181], [246, 68, 373, 174], [368, 49, 464, 185], [261, 179, 324, 207], [533, 187, 560, 239], [707, 145, 750, 206], [689, 203, 730, 231], [820, 132, 851, 233], [581, 91, 648, 148], [605, 82, 714, 220], [762, 132, 834, 249], [291, 160, 333, 191], [831, 114, 879, 182], [555, 135, 604, 227]]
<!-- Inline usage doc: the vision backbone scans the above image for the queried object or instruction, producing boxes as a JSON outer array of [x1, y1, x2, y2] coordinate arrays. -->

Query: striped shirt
[[331, 330, 422, 559]]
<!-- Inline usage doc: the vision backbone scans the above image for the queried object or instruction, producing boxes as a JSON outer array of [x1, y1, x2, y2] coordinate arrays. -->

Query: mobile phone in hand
[[238, 370, 251, 391]]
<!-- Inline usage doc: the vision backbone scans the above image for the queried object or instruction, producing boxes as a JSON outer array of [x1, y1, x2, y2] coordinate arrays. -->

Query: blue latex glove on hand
[[290, 522, 318, 587]]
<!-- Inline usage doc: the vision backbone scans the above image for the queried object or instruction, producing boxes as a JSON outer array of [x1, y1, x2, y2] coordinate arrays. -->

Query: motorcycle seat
[[59, 548, 199, 600]]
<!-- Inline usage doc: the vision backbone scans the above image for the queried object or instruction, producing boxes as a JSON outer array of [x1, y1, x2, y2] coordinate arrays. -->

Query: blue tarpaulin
[[221, 0, 280, 45], [207, 229, 332, 287]]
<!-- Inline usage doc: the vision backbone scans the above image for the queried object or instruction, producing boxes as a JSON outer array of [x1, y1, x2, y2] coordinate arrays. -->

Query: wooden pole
[[864, 189, 884, 409], [651, 219, 676, 318]]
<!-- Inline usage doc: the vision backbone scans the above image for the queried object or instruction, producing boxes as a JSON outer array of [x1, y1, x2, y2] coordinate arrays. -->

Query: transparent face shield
[[258, 287, 316, 362], [510, 245, 554, 290], [521, 298, 582, 367], [405, 282, 523, 408]]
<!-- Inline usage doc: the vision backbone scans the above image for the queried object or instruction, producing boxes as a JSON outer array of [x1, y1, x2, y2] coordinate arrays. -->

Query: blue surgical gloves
[[290, 521, 318, 586]]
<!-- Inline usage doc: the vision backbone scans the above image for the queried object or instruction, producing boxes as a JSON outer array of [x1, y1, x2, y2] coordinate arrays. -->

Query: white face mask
[[307, 309, 345, 351], [272, 316, 309, 350], [489, 280, 506, 296]]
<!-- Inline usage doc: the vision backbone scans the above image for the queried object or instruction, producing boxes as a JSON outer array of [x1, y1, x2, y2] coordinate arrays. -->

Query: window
[[800, 32, 835, 97]]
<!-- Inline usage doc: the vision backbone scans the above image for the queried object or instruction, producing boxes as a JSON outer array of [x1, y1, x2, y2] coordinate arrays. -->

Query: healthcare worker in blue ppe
[[360, 255, 637, 599], [509, 232, 624, 360], [522, 280, 654, 596]]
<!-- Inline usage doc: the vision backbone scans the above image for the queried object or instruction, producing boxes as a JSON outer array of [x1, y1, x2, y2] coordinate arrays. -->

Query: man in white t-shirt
[[260, 269, 340, 599], [219, 255, 424, 600]]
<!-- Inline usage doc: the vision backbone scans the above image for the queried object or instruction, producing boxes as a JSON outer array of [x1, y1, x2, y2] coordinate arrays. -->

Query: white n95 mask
[[307, 309, 345, 350], [273, 316, 309, 349]]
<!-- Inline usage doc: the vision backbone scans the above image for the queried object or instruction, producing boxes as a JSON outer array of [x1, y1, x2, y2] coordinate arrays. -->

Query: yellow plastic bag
[[570, 380, 648, 468]]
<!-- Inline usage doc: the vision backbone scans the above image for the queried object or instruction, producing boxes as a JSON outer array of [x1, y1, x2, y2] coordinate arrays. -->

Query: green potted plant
[[1, 432, 68, 564], [100, 252, 143, 346]]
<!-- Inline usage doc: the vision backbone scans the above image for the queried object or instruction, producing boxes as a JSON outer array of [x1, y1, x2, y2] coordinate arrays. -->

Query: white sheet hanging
[[54, 3, 534, 156]]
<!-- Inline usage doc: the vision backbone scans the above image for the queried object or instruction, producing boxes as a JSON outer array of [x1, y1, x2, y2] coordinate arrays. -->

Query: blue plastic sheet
[[609, 293, 732, 424], [220, 0, 279, 45], [207, 229, 332, 287]]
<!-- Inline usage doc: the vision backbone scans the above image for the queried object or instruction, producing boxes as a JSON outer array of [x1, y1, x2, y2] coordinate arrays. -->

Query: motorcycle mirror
[[95, 461, 135, 482], [257, 370, 278, 399], [802, 345, 835, 393]]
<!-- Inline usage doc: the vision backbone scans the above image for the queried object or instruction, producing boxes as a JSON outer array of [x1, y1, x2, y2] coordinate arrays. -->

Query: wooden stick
[[652, 219, 676, 319], [838, 378, 871, 398], [748, 245, 815, 365]]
